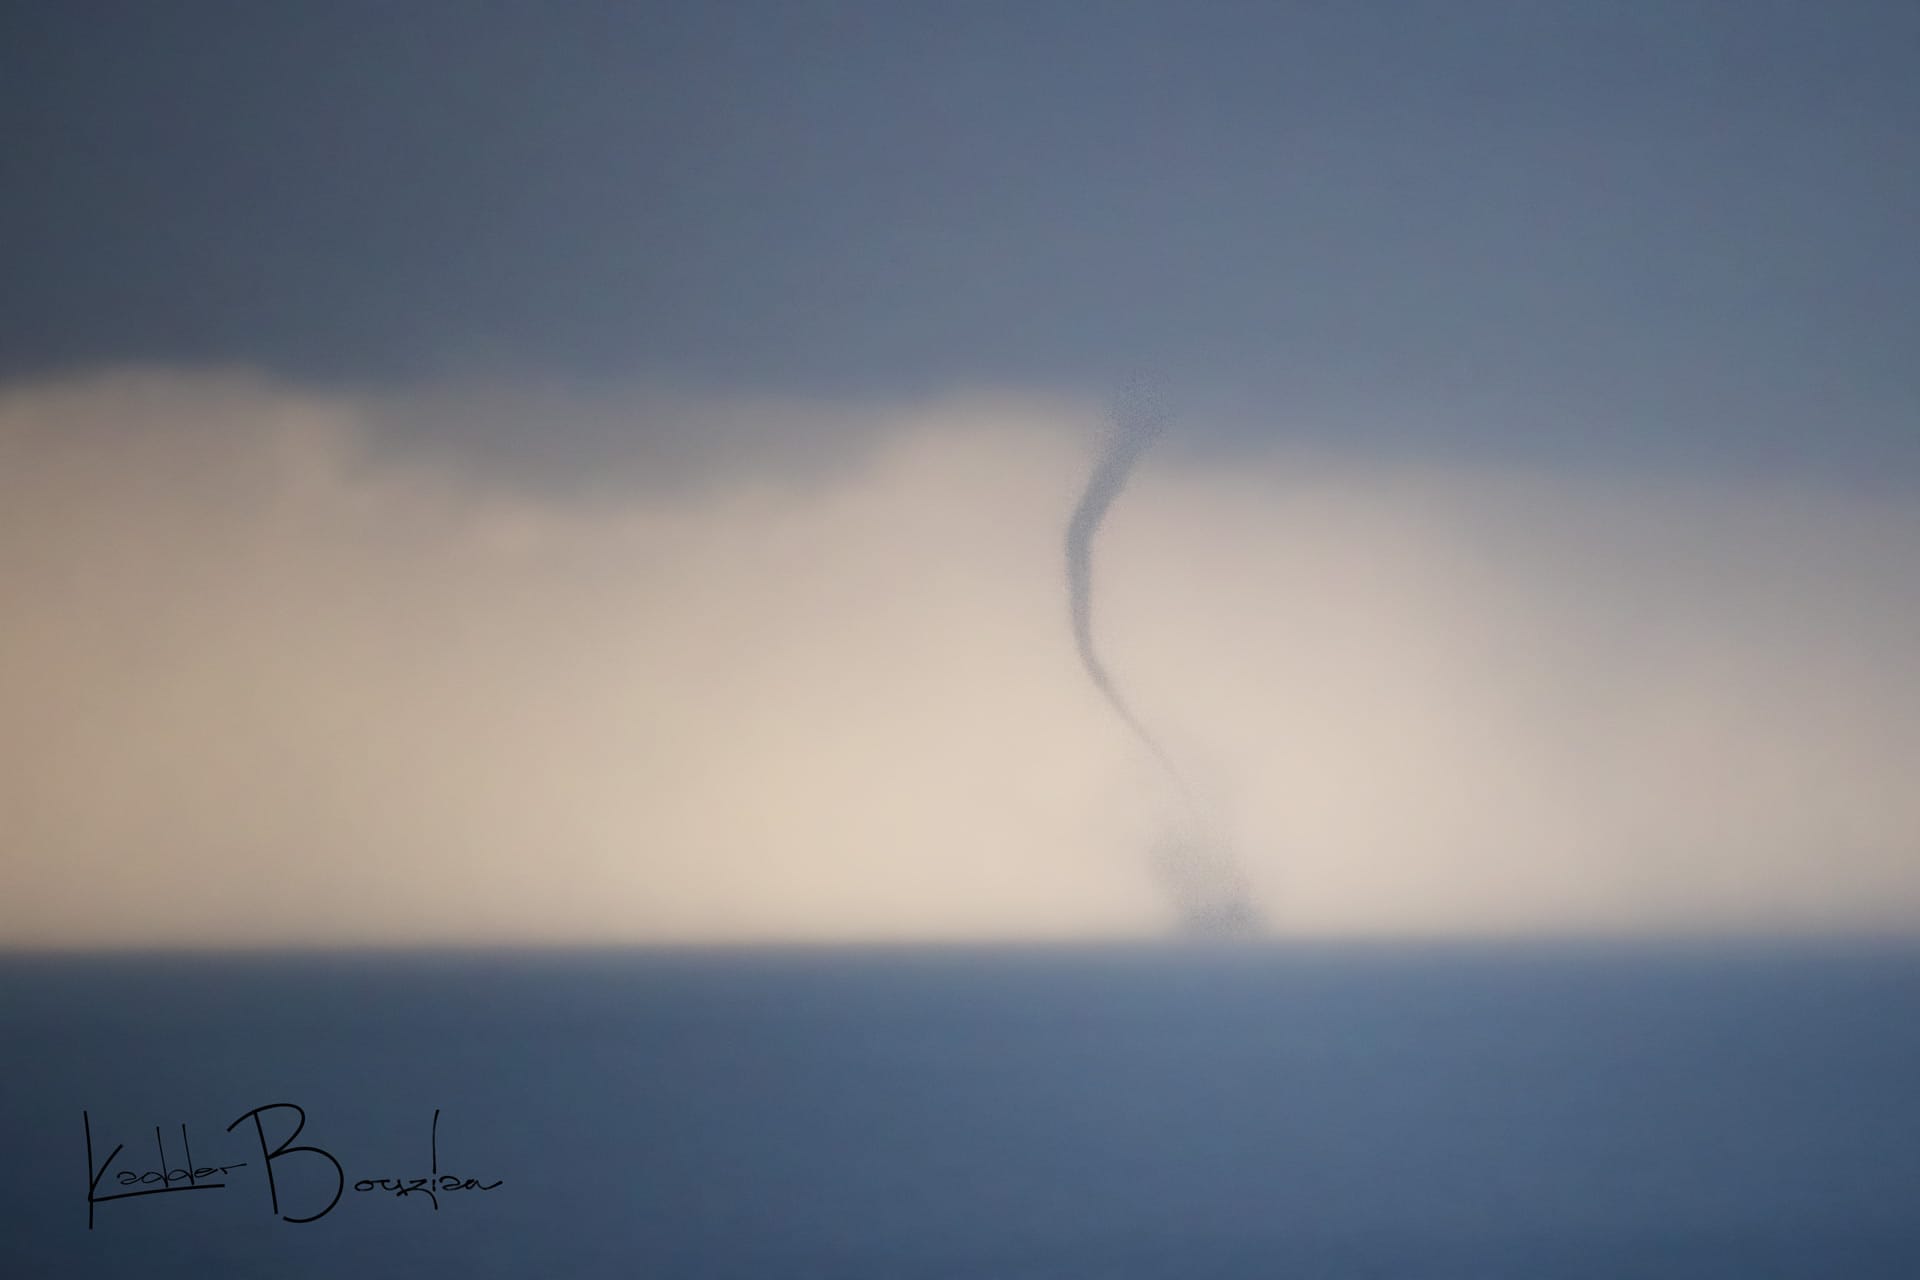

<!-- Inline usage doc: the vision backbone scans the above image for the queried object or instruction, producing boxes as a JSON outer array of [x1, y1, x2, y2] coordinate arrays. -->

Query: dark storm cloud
[[4, 1, 1919, 480]]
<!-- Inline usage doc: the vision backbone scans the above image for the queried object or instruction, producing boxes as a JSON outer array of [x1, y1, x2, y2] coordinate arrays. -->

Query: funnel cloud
[[1066, 382, 1263, 938]]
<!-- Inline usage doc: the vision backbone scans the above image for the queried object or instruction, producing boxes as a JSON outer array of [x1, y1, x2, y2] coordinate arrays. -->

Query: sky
[[4, 1, 1919, 945]]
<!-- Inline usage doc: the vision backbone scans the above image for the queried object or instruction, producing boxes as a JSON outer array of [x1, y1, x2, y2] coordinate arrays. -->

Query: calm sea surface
[[5, 943, 1920, 1277]]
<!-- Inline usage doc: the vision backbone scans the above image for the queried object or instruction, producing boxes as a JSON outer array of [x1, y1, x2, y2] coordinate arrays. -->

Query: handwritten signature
[[85, 1104, 502, 1227]]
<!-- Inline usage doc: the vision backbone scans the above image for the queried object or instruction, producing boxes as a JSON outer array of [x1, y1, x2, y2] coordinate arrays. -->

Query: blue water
[[6, 943, 1920, 1277]]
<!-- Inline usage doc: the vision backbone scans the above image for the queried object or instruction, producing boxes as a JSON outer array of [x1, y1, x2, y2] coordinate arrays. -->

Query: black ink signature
[[350, 1107, 504, 1212], [83, 1115, 246, 1228], [85, 1104, 502, 1227]]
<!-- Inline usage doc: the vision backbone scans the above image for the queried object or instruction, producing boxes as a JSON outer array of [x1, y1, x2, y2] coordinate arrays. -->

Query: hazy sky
[[4, 2, 1918, 944]]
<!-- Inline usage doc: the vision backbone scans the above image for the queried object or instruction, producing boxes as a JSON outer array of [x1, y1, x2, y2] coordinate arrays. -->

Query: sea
[[5, 941, 1920, 1278]]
